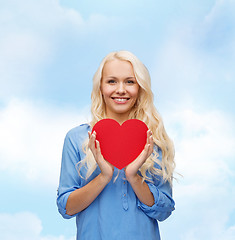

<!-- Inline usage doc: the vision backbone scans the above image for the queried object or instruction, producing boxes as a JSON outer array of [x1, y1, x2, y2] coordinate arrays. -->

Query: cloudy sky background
[[0, 0, 235, 239]]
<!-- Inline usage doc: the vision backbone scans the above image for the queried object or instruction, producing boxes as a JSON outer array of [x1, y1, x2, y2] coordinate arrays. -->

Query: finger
[[88, 133, 92, 148], [96, 140, 107, 163], [92, 131, 96, 140], [89, 132, 96, 151], [145, 143, 151, 154], [88, 131, 94, 144], [95, 140, 109, 165], [147, 129, 152, 135], [88, 131, 91, 140], [147, 135, 154, 157], [146, 133, 150, 145], [140, 143, 150, 160], [140, 144, 151, 165], [96, 140, 101, 154], [147, 129, 152, 144], [89, 131, 96, 139]]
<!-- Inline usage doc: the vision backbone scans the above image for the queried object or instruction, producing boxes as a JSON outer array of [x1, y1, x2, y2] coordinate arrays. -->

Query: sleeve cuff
[[57, 191, 76, 219], [137, 182, 175, 213], [137, 182, 159, 212]]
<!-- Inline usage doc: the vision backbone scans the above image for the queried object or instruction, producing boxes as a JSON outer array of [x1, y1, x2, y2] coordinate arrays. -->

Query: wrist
[[126, 173, 141, 185], [99, 173, 112, 184]]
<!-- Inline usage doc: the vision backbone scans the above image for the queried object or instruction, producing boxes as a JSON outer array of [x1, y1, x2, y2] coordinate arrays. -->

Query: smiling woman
[[57, 50, 175, 240], [100, 59, 140, 124]]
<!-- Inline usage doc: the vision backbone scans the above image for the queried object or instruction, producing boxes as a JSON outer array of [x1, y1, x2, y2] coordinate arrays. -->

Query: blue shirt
[[57, 124, 175, 240]]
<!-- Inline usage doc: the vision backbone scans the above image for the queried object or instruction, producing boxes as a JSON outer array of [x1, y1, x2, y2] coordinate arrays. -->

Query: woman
[[57, 51, 175, 240]]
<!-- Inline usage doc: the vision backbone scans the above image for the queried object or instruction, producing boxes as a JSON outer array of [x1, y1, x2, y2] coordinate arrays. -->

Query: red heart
[[92, 119, 148, 169]]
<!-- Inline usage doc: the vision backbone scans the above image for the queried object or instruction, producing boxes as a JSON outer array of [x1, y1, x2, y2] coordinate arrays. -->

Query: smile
[[111, 97, 130, 103]]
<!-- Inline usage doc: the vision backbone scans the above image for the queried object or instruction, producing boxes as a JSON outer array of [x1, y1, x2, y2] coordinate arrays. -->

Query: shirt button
[[124, 194, 126, 197], [123, 181, 126, 184]]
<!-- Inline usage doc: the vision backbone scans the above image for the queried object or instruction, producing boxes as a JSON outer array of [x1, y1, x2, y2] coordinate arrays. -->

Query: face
[[100, 59, 139, 122]]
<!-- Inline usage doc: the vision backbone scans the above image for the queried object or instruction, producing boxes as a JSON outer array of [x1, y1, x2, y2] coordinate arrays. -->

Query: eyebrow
[[105, 76, 117, 79], [105, 76, 136, 80]]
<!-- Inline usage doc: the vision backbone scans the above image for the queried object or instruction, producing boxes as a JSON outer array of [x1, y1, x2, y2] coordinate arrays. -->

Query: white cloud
[[1, 100, 235, 239], [204, 0, 235, 25], [1, 102, 235, 239], [201, 0, 235, 58], [151, 27, 204, 106], [0, 0, 120, 99], [223, 225, 235, 240], [0, 0, 83, 99], [0, 212, 42, 240], [161, 106, 235, 240], [0, 32, 51, 98], [143, 0, 235, 234], [152, 0, 235, 104], [172, 109, 235, 180], [0, 212, 75, 240], [0, 98, 90, 187]]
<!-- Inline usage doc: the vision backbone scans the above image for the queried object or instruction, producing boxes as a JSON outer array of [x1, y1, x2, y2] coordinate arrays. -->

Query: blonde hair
[[78, 50, 175, 184]]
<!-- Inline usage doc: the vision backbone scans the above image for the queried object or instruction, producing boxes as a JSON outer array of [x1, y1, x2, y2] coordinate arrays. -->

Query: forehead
[[102, 59, 135, 77]]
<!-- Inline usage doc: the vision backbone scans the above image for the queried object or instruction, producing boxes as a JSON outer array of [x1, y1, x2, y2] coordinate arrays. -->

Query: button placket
[[121, 171, 128, 210]]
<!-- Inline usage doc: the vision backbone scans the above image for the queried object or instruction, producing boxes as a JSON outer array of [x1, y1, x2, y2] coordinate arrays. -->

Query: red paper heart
[[92, 119, 148, 169]]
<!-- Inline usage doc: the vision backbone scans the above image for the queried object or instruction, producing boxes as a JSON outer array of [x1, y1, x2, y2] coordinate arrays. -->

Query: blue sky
[[0, 0, 235, 239]]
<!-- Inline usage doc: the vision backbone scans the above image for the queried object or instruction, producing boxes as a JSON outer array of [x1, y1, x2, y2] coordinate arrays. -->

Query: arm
[[125, 130, 155, 206], [127, 174, 154, 207], [125, 130, 175, 221], [58, 130, 114, 217], [57, 129, 82, 219], [137, 176, 175, 222], [66, 173, 109, 215]]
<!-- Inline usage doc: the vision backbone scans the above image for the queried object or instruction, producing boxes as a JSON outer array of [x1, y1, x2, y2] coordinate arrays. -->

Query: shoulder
[[66, 123, 91, 137], [65, 123, 91, 146]]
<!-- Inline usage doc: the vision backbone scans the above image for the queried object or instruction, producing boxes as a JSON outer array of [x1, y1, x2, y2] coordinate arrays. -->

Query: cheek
[[129, 86, 139, 98], [101, 85, 115, 96]]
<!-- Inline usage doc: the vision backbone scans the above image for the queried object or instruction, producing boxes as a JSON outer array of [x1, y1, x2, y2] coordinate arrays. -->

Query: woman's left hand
[[125, 129, 154, 182]]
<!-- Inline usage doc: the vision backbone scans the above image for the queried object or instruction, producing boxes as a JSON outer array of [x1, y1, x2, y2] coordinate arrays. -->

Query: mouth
[[111, 97, 130, 103]]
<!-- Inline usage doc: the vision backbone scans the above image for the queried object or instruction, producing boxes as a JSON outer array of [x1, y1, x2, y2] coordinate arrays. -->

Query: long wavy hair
[[77, 50, 175, 184]]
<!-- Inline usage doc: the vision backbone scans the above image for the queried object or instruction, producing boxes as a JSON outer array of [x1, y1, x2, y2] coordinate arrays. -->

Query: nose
[[116, 82, 126, 94]]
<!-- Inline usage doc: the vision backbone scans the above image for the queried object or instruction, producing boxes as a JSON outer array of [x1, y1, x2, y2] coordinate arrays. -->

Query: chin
[[112, 106, 134, 114]]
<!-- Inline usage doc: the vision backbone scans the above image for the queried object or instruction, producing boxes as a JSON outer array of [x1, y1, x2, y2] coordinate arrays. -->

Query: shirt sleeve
[[137, 148, 175, 222], [56, 129, 82, 219]]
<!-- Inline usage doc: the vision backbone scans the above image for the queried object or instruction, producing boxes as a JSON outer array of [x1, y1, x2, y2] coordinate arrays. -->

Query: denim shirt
[[57, 124, 175, 240]]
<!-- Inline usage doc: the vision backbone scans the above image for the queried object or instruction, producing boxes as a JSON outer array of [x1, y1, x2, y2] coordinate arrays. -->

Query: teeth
[[114, 98, 128, 102]]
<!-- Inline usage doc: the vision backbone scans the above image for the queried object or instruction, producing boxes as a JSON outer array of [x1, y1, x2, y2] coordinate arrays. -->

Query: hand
[[88, 131, 114, 183], [125, 129, 154, 183]]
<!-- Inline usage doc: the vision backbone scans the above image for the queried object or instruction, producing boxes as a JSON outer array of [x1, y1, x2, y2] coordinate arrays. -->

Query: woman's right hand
[[88, 131, 114, 183]]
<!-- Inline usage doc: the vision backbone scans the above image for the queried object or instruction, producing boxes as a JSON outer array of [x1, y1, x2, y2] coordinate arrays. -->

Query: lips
[[111, 97, 130, 99], [111, 97, 130, 102]]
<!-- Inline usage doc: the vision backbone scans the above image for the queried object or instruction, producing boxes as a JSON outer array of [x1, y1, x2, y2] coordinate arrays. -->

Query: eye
[[107, 79, 116, 84], [127, 80, 134, 84], [126, 79, 135, 84]]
